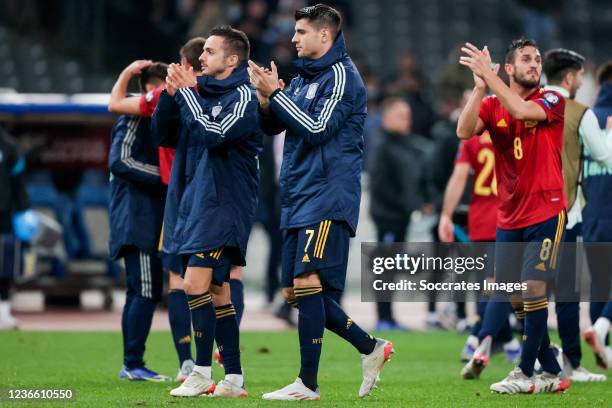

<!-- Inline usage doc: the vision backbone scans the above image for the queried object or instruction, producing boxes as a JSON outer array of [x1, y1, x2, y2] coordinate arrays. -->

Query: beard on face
[[513, 70, 540, 89]]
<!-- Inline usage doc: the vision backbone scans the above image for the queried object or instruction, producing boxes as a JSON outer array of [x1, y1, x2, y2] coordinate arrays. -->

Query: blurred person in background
[[108, 61, 172, 382], [542, 48, 611, 382], [384, 51, 437, 139], [427, 85, 470, 330], [581, 61, 612, 370], [0, 127, 30, 330], [368, 97, 431, 331]]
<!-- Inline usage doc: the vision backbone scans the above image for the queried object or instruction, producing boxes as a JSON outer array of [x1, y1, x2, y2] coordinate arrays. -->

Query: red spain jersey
[[478, 88, 566, 230], [455, 131, 498, 241], [140, 86, 175, 185]]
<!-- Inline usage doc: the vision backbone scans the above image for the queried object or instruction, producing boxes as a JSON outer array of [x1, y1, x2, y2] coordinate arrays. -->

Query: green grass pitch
[[0, 330, 609, 407]]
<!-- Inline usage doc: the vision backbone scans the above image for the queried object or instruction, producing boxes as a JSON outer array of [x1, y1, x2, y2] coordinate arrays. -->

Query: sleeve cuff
[[269, 88, 282, 100]]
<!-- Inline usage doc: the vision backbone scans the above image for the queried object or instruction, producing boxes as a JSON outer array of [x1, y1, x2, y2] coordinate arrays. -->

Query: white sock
[[193, 365, 211, 378], [225, 373, 244, 387], [503, 338, 520, 351], [593, 317, 611, 340], [0, 301, 10, 320], [466, 335, 479, 348]]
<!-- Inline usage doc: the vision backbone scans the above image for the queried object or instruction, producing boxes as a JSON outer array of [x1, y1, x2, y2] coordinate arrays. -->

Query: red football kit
[[140, 85, 174, 185], [455, 131, 498, 241], [478, 88, 566, 230]]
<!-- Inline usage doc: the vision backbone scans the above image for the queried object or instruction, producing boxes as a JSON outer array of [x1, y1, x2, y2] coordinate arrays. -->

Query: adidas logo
[[496, 118, 508, 127], [195, 253, 205, 259], [302, 253, 310, 263], [535, 262, 546, 271], [178, 335, 191, 344]]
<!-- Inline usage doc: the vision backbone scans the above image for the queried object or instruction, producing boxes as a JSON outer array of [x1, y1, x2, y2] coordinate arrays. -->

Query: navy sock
[[478, 301, 513, 342], [287, 295, 298, 309], [121, 293, 134, 366], [497, 317, 514, 344], [125, 296, 157, 368], [295, 285, 325, 392], [168, 289, 193, 366], [323, 294, 376, 355], [555, 302, 581, 369], [470, 299, 488, 337], [187, 292, 215, 367], [230, 279, 245, 326], [214, 304, 242, 375], [537, 330, 562, 374], [519, 297, 548, 377]]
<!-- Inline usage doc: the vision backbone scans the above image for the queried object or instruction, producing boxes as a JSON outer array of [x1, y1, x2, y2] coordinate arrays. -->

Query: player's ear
[[504, 63, 513, 77], [145, 83, 155, 93], [564, 70, 574, 86], [228, 54, 239, 68], [320, 27, 329, 44]]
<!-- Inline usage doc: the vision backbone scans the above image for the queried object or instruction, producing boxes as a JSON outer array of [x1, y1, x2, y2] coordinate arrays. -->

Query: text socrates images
[[360, 242, 611, 303]]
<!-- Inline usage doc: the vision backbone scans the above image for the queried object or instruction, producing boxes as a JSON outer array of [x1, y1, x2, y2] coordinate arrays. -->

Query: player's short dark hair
[[543, 48, 585, 84], [596, 61, 612, 85], [295, 4, 342, 38], [505, 38, 538, 64], [209, 25, 250, 64], [180, 37, 206, 71], [139, 62, 168, 92]]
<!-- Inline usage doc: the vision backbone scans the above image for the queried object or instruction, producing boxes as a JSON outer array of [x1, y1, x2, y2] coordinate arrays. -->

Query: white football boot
[[359, 338, 394, 397], [490, 367, 536, 394], [170, 369, 216, 397]]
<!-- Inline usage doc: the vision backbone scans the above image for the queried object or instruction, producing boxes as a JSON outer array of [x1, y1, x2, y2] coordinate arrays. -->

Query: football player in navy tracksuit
[[249, 4, 393, 400], [108, 64, 173, 382], [159, 26, 262, 398]]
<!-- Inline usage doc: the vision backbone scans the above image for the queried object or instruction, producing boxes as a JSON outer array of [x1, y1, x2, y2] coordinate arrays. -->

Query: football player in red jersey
[[440, 131, 521, 368], [457, 39, 570, 394]]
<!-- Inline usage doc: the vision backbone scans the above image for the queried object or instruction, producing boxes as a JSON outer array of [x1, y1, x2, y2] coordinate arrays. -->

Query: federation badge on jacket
[[306, 83, 319, 99], [211, 104, 222, 118]]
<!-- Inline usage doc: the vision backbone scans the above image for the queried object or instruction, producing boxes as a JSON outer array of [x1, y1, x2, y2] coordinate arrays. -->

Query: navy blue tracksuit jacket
[[108, 115, 165, 259], [259, 32, 367, 236], [153, 66, 263, 260]]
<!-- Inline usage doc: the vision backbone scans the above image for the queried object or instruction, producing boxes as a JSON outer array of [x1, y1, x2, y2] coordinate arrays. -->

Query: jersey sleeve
[[139, 86, 164, 118], [533, 90, 565, 124], [478, 96, 494, 132]]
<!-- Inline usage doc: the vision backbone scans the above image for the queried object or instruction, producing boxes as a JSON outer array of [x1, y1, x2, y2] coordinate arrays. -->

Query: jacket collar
[[293, 31, 347, 78], [544, 85, 570, 98], [197, 63, 250, 96]]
